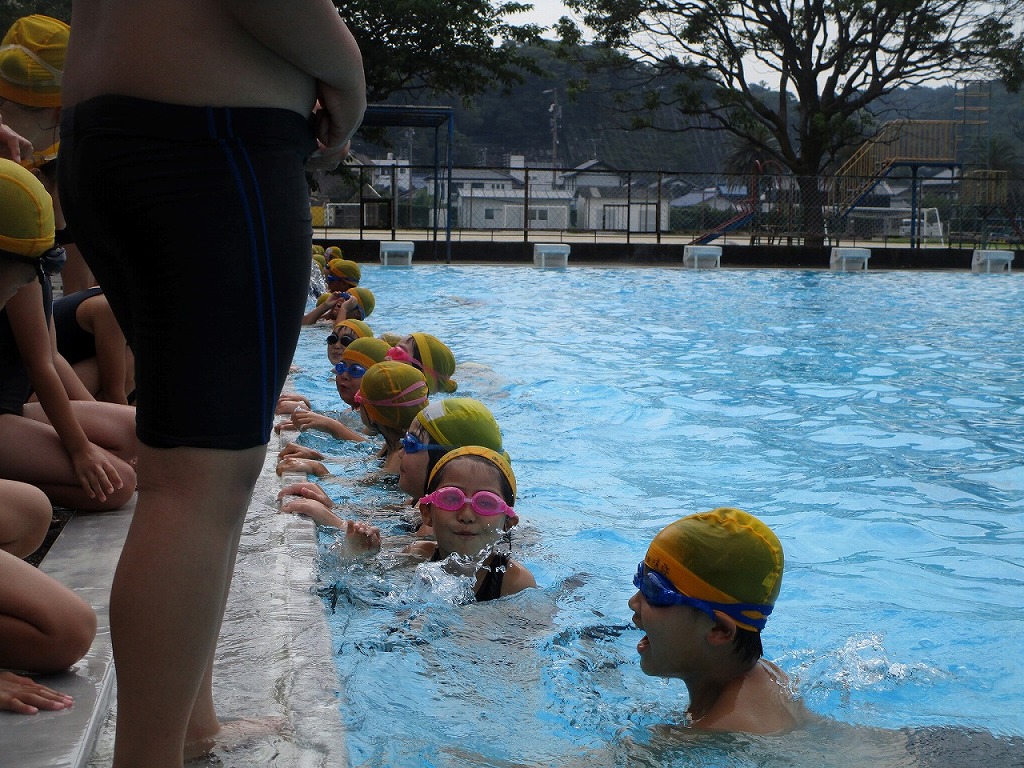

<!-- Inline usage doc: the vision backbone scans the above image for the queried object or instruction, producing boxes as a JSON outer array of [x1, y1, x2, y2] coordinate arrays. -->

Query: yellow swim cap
[[428, 445, 517, 502], [339, 336, 389, 371], [332, 318, 373, 339], [416, 398, 503, 454], [410, 332, 457, 394], [349, 286, 375, 318], [327, 257, 361, 285], [0, 15, 68, 108], [0, 157, 54, 257], [356, 360, 428, 430], [644, 508, 783, 632]]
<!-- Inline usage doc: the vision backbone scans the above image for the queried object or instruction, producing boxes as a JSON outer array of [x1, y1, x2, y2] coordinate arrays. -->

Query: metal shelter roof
[[362, 105, 454, 260]]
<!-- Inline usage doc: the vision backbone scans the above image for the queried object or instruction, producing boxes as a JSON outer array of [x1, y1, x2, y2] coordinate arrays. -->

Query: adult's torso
[[61, 0, 316, 115]]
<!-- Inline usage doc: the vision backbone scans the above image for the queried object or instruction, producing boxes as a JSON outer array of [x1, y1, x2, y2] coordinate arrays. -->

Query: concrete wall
[[319, 239, 1013, 270]]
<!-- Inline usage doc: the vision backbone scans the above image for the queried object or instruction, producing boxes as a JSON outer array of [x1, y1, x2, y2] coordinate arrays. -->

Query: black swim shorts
[[59, 95, 316, 449]]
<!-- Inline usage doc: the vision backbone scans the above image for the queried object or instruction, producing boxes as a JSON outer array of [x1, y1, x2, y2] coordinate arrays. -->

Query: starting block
[[379, 241, 414, 266], [830, 247, 870, 271], [533, 243, 570, 268]]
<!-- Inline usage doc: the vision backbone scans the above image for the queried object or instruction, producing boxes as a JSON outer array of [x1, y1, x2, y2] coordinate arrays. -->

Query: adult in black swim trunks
[[56, 1, 366, 763]]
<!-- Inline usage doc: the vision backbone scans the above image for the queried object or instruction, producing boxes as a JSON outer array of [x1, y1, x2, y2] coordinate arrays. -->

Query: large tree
[[338, 0, 543, 102], [559, 0, 1024, 242]]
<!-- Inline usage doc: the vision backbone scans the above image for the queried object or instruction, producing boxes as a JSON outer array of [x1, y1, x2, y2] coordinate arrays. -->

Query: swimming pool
[[288, 265, 1024, 767]]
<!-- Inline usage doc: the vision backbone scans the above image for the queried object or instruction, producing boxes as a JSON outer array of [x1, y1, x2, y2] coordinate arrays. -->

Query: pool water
[[288, 266, 1024, 767]]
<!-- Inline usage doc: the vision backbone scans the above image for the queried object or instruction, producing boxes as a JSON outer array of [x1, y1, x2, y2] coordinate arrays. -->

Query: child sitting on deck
[[0, 158, 96, 714]]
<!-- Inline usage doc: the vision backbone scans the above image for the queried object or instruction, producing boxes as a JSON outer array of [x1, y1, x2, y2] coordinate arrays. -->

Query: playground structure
[[689, 81, 1022, 248]]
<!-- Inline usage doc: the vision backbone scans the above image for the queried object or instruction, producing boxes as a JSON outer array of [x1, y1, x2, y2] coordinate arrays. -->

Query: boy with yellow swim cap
[[629, 508, 812, 734]]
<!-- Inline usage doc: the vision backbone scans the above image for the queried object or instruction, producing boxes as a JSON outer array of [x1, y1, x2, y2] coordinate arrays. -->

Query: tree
[[338, 0, 544, 103], [559, 0, 1024, 243], [1, 1, 70, 36]]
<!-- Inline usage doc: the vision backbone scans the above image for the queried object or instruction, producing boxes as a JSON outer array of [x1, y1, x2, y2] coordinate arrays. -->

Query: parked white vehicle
[[899, 208, 944, 241]]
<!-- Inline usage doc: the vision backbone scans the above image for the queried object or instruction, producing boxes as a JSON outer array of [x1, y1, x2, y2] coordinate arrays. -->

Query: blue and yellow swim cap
[[644, 508, 783, 633]]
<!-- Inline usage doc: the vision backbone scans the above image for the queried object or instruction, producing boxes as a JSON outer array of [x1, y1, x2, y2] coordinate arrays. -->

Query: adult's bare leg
[[109, 443, 265, 768]]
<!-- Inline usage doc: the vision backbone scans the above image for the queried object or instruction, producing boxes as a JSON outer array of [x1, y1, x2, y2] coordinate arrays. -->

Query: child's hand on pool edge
[[278, 496, 345, 528], [276, 457, 330, 477], [276, 393, 311, 414], [344, 520, 381, 553], [278, 442, 325, 461], [279, 481, 334, 508]]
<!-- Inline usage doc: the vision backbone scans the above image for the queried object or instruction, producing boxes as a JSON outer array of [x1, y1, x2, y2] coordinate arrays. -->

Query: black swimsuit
[[52, 286, 104, 365], [430, 549, 509, 602]]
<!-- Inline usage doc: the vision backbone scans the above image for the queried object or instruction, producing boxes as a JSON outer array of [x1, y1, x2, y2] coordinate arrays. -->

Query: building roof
[[562, 159, 620, 177], [575, 185, 634, 200], [425, 168, 519, 183]]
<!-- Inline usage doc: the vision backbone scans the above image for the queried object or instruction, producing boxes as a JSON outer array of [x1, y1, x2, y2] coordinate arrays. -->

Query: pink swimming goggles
[[386, 346, 450, 387], [418, 487, 515, 517]]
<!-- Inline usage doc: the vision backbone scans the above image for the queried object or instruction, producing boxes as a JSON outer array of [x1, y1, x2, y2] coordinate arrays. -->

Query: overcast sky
[[520, 0, 574, 29]]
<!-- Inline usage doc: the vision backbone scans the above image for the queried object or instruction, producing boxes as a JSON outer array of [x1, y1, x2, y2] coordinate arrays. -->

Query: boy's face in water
[[628, 578, 709, 680]]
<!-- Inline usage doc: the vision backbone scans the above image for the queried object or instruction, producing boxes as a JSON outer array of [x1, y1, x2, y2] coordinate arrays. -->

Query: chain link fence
[[310, 164, 1024, 249]]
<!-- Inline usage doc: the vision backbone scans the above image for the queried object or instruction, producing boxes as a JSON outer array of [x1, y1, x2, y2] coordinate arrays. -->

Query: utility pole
[[543, 89, 561, 186]]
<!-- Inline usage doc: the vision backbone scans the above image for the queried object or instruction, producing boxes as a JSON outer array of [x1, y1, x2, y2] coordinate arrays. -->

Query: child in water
[[385, 332, 457, 394], [347, 446, 536, 601], [629, 508, 813, 734]]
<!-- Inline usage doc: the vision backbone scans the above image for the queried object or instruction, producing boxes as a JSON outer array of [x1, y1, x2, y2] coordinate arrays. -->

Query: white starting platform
[[971, 249, 1014, 273], [683, 245, 722, 269], [830, 247, 871, 271], [379, 240, 414, 266], [533, 243, 570, 268]]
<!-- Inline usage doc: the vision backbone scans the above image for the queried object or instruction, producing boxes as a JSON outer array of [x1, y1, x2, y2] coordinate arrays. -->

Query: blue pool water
[[287, 266, 1024, 767]]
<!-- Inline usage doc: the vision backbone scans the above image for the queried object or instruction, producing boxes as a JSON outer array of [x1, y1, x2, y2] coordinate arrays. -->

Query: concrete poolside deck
[[0, 438, 346, 768]]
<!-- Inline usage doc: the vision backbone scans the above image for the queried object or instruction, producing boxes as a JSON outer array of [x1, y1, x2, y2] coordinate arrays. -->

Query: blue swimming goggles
[[334, 361, 368, 378], [400, 432, 454, 454], [633, 562, 772, 631]]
